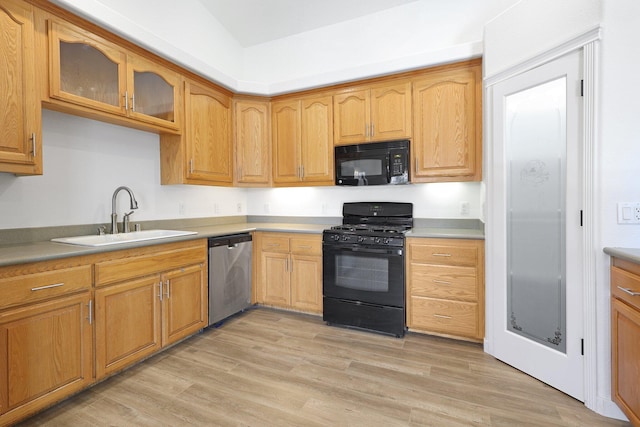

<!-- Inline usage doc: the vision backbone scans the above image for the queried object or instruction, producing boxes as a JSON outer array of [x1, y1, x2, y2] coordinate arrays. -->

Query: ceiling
[[198, 0, 421, 47]]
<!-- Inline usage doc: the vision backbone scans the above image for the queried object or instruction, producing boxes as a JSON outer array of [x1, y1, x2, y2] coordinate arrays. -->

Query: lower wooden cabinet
[[406, 237, 484, 341], [255, 232, 322, 314], [94, 240, 207, 379], [0, 292, 93, 425], [610, 258, 640, 426]]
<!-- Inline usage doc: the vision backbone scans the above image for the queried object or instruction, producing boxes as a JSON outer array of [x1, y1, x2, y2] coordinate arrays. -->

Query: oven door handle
[[339, 246, 403, 256]]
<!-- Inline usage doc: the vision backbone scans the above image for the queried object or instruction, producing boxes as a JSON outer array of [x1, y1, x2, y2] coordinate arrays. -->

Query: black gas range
[[322, 202, 413, 337]]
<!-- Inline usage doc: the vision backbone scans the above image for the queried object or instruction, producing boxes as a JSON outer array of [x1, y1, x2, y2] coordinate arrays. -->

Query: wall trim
[[484, 26, 602, 88]]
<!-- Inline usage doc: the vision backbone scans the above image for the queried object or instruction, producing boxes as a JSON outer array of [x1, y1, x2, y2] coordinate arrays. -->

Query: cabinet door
[[301, 96, 333, 184], [612, 298, 640, 426], [235, 100, 271, 185], [95, 276, 161, 379], [0, 0, 41, 174], [261, 251, 291, 307], [412, 65, 481, 182], [291, 254, 323, 313], [161, 264, 207, 346], [333, 89, 369, 145], [185, 81, 232, 183], [127, 53, 182, 130], [370, 82, 412, 141], [0, 293, 92, 422], [49, 20, 126, 116], [272, 100, 301, 184]]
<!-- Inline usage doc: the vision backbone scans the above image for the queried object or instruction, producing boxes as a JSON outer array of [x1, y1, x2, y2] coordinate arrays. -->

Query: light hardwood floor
[[18, 308, 629, 426]]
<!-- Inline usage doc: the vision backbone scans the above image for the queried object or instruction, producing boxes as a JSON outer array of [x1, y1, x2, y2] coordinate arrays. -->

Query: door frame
[[484, 27, 600, 411]]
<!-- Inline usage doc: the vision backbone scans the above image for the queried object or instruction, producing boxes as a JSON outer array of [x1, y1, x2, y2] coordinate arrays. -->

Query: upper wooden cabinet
[[160, 80, 233, 186], [48, 19, 182, 132], [412, 62, 482, 182], [234, 99, 271, 186], [334, 81, 411, 145], [0, 0, 42, 175], [272, 95, 333, 186]]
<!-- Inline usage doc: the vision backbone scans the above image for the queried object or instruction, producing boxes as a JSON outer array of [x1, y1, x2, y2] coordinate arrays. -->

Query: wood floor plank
[[17, 308, 630, 427]]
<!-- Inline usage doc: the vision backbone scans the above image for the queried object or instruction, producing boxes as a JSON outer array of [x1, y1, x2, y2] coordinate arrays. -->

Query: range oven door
[[322, 243, 405, 308]]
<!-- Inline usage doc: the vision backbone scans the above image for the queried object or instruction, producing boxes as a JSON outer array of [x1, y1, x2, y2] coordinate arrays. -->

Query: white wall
[[483, 0, 602, 78], [0, 110, 247, 229], [246, 182, 482, 219], [484, 0, 640, 420], [242, 0, 518, 94], [51, 0, 518, 95]]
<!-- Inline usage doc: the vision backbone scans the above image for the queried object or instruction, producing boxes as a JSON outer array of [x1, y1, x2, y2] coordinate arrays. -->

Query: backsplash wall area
[[0, 110, 482, 230]]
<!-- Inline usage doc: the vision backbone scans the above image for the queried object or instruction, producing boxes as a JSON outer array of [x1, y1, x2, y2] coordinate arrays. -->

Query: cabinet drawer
[[410, 264, 477, 301], [410, 243, 478, 266], [409, 297, 478, 338], [612, 266, 640, 311], [290, 236, 321, 255], [95, 242, 206, 287], [260, 235, 290, 253], [0, 265, 92, 310]]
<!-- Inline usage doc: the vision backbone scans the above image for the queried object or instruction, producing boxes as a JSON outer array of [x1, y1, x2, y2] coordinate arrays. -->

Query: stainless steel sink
[[51, 229, 197, 247]]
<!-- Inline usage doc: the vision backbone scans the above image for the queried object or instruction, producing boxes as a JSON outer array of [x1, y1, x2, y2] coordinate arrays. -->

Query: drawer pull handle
[[432, 253, 452, 257], [267, 243, 280, 247], [433, 314, 452, 319], [297, 245, 312, 249], [433, 279, 451, 285], [31, 283, 64, 291], [617, 286, 640, 296]]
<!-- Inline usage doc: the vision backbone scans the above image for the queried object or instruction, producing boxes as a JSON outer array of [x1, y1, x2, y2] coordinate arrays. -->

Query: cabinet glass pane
[[133, 71, 174, 122], [506, 77, 567, 353], [60, 41, 119, 106]]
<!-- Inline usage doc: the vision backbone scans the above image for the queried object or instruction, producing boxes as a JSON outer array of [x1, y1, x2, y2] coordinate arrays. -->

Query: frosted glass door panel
[[59, 42, 120, 106], [133, 71, 175, 122], [506, 77, 567, 353]]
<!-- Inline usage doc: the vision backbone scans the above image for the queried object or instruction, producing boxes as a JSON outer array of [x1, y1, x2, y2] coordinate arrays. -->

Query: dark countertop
[[0, 218, 485, 268], [603, 247, 640, 265]]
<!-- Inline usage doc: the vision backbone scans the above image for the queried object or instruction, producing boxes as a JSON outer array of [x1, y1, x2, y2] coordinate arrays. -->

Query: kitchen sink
[[51, 229, 198, 247]]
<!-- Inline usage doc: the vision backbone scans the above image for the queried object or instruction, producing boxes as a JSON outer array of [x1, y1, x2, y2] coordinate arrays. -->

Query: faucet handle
[[122, 211, 134, 233], [97, 225, 107, 235]]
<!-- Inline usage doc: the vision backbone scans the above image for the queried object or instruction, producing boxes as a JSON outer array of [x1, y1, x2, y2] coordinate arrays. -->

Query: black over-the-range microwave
[[334, 139, 410, 186]]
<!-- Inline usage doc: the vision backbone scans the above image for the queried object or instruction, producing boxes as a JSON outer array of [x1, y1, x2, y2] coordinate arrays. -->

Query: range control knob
[[357, 236, 365, 243], [383, 238, 390, 244], [374, 237, 381, 244], [342, 235, 350, 241]]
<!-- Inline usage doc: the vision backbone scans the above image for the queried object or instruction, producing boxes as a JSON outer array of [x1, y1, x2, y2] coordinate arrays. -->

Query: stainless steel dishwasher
[[208, 233, 253, 326]]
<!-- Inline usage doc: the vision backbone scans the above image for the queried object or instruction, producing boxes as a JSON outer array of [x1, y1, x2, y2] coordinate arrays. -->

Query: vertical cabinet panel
[[95, 276, 161, 379], [0, 293, 92, 419], [301, 96, 333, 183], [0, 0, 41, 174], [162, 264, 207, 346], [272, 96, 333, 186], [412, 64, 481, 182], [185, 81, 232, 183], [235, 99, 271, 185], [291, 255, 323, 313], [272, 100, 301, 184]]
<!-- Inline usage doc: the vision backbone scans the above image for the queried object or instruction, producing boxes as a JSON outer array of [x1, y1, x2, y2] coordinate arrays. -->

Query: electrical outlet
[[237, 203, 242, 213], [178, 202, 186, 215], [460, 201, 470, 216], [214, 203, 220, 214], [617, 202, 640, 224], [264, 203, 270, 213]]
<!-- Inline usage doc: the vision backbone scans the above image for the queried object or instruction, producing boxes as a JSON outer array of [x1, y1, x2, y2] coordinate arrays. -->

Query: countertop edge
[[603, 247, 640, 265], [1, 222, 485, 267]]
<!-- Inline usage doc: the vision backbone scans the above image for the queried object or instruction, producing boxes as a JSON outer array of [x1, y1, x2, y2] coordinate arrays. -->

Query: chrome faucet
[[111, 186, 139, 234]]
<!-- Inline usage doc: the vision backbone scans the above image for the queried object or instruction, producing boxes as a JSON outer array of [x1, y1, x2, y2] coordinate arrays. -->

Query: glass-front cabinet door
[[49, 20, 181, 131], [126, 54, 181, 130], [49, 20, 126, 116]]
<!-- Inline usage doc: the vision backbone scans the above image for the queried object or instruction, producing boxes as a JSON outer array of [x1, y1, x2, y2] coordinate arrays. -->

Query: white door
[[488, 50, 584, 400]]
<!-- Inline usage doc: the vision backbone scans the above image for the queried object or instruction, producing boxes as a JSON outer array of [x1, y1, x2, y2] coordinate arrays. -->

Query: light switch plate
[[617, 202, 640, 224]]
